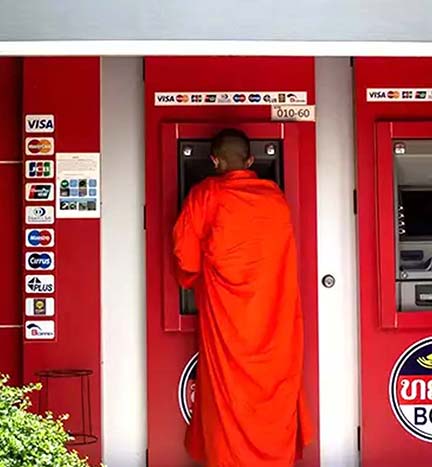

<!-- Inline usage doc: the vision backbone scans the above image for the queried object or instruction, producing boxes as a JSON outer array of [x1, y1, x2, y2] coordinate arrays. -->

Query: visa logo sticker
[[25, 137, 55, 155], [25, 275, 55, 294], [25, 320, 55, 340], [25, 297, 55, 317], [25, 206, 55, 225], [25, 252, 55, 271], [25, 183, 54, 201], [25, 115, 55, 133]]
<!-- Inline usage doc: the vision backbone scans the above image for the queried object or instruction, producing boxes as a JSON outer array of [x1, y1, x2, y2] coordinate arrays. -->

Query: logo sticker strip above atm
[[367, 88, 432, 102], [155, 91, 307, 106]]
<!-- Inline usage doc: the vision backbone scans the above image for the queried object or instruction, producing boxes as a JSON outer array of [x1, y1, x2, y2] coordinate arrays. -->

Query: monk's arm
[[173, 183, 209, 288]]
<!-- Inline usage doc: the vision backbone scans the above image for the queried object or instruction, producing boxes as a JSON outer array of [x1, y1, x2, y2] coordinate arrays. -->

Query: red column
[[22, 58, 101, 464]]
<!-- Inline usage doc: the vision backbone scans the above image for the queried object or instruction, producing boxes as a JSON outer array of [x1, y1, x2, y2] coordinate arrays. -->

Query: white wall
[[1, 0, 432, 41], [316, 58, 359, 467], [100, 57, 358, 467], [101, 57, 146, 467]]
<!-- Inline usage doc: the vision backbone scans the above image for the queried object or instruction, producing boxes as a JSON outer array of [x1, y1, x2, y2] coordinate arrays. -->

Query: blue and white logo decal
[[25, 252, 55, 271]]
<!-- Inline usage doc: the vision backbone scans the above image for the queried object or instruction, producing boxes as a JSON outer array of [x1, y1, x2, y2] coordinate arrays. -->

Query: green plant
[[0, 374, 100, 467]]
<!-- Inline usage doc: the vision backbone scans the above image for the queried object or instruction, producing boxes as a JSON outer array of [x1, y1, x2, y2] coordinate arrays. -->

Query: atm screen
[[179, 140, 283, 202], [400, 189, 432, 239], [178, 139, 283, 314]]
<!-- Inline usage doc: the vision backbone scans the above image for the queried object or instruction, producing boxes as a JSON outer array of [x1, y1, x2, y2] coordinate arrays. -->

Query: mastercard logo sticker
[[25, 137, 54, 156]]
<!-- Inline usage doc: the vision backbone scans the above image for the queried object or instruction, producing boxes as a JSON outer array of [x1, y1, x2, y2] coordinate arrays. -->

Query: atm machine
[[178, 138, 284, 316], [394, 140, 432, 311], [145, 57, 319, 467], [355, 57, 432, 467]]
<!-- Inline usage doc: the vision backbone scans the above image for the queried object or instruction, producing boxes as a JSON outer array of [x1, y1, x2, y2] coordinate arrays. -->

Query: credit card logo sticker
[[25, 137, 54, 155], [26, 229, 55, 247], [155, 91, 307, 106], [25, 183, 54, 201], [25, 206, 55, 225], [25, 320, 55, 340], [25, 115, 55, 133], [26, 252, 55, 271], [25, 275, 55, 294], [25, 297, 55, 317], [25, 160, 54, 178]]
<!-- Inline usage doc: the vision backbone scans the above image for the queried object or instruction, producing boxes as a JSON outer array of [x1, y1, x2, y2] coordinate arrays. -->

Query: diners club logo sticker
[[389, 337, 432, 442], [178, 353, 198, 424]]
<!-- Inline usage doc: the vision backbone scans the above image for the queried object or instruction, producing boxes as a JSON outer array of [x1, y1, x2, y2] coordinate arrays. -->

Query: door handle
[[0, 325, 23, 329]]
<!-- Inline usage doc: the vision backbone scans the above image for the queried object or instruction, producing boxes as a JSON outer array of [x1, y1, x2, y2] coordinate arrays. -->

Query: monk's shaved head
[[211, 129, 253, 172]]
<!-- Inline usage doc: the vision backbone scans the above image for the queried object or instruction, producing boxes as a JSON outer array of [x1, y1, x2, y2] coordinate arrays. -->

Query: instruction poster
[[56, 153, 100, 219]]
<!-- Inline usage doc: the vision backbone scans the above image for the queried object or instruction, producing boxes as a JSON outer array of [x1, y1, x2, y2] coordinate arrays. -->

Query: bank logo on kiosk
[[178, 353, 198, 424], [25, 252, 54, 271], [25, 320, 55, 340], [389, 337, 432, 442], [25, 229, 54, 247]]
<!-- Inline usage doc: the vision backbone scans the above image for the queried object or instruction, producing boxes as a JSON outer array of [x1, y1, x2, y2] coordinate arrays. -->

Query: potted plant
[[0, 374, 103, 467]]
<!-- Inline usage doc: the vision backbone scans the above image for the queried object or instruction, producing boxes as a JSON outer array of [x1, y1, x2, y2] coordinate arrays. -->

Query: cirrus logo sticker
[[25, 252, 54, 271], [178, 353, 198, 424], [389, 337, 432, 442], [25, 229, 54, 247]]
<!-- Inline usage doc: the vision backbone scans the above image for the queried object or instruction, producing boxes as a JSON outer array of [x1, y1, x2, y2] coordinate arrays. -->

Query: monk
[[173, 128, 312, 466]]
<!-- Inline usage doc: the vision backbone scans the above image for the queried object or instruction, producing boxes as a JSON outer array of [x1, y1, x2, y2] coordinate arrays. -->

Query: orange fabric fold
[[173, 170, 312, 467]]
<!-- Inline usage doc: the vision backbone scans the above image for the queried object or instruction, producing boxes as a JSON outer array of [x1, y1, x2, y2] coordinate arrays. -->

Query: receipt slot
[[178, 138, 283, 315]]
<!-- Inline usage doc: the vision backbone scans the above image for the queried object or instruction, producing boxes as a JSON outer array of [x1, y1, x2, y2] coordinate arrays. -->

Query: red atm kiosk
[[145, 57, 319, 466], [356, 58, 432, 466]]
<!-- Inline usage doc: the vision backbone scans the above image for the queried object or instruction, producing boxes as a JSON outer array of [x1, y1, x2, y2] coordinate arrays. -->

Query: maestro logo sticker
[[25, 229, 54, 247], [389, 337, 432, 442], [178, 353, 198, 424]]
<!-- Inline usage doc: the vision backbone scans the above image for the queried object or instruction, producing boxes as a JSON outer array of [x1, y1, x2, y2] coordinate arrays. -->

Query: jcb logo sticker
[[25, 137, 54, 155]]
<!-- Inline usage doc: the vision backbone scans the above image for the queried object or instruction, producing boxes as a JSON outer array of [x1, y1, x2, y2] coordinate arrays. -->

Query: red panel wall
[[0, 58, 22, 386], [145, 57, 319, 466], [355, 58, 432, 466], [22, 58, 101, 465]]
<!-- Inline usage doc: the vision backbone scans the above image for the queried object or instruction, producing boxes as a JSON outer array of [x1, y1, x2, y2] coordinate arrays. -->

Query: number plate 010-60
[[271, 105, 316, 122]]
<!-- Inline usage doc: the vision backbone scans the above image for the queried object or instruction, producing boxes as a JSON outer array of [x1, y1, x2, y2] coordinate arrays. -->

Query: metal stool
[[36, 368, 97, 446]]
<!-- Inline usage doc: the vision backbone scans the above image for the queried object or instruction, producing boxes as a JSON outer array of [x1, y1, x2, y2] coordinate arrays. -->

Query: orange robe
[[173, 170, 312, 467]]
